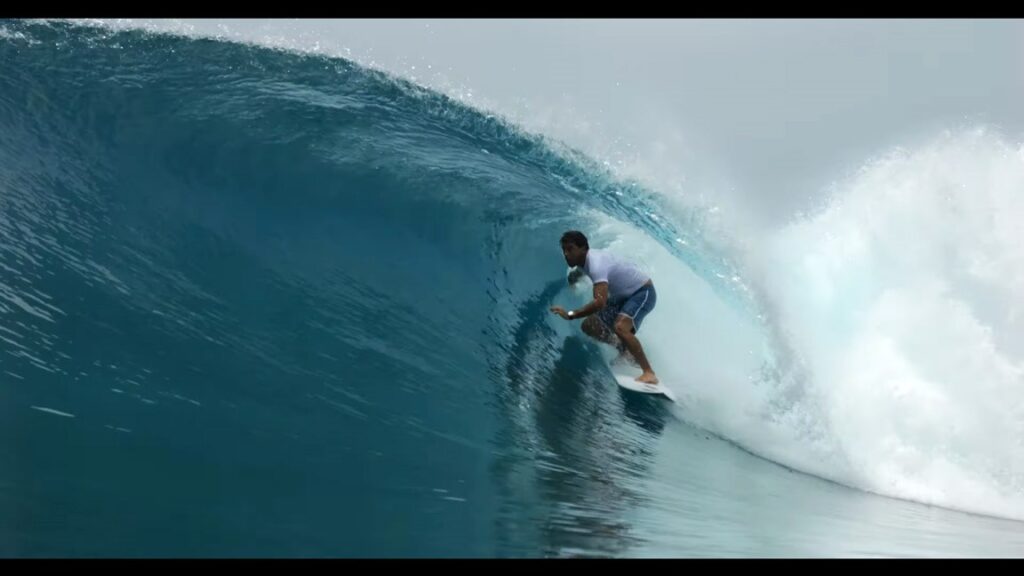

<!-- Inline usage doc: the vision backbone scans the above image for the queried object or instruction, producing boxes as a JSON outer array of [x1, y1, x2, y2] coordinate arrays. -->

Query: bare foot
[[635, 371, 659, 385]]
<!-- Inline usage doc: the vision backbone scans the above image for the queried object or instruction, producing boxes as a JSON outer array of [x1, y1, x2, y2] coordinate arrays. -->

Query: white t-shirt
[[582, 249, 650, 301]]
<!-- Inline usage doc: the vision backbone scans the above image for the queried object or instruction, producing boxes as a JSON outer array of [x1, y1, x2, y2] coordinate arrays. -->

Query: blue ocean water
[[2, 20, 1024, 557]]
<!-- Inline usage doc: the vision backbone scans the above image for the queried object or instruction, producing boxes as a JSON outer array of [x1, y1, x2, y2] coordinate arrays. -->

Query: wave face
[[1, 20, 1023, 556]]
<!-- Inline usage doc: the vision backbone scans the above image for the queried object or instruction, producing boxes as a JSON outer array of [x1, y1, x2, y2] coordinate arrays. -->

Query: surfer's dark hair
[[560, 230, 588, 249]]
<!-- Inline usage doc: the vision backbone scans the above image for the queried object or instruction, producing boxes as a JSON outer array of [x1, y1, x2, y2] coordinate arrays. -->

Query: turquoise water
[[2, 21, 1023, 557]]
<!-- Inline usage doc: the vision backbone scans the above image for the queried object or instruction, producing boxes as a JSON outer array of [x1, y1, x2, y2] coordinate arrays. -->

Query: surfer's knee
[[614, 315, 634, 338]]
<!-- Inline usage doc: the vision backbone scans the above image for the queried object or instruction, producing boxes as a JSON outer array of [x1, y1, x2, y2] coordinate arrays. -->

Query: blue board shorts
[[598, 283, 656, 334]]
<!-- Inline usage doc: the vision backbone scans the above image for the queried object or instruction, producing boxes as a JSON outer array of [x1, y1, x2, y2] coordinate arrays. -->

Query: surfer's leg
[[581, 315, 617, 345], [614, 315, 658, 384], [615, 285, 658, 384]]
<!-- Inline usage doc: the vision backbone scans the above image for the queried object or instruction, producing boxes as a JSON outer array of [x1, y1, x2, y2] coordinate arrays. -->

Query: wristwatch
[[567, 310, 575, 318]]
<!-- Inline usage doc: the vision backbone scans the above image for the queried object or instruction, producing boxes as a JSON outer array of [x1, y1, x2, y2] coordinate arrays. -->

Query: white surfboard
[[610, 368, 677, 402]]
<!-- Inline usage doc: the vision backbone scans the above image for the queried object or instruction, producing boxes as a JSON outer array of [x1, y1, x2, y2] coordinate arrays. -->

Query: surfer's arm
[[567, 282, 608, 319]]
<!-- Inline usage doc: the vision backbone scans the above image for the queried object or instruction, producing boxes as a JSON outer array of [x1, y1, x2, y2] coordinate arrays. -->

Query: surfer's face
[[561, 242, 586, 268]]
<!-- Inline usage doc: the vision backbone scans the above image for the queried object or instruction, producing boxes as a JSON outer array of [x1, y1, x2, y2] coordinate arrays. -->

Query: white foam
[[31, 406, 75, 418], [750, 129, 1024, 519]]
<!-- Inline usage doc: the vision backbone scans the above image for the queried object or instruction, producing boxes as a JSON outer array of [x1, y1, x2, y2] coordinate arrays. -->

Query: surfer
[[550, 230, 659, 384]]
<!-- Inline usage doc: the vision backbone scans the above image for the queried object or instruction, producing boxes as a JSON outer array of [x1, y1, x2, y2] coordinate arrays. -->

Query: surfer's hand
[[549, 306, 569, 320]]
